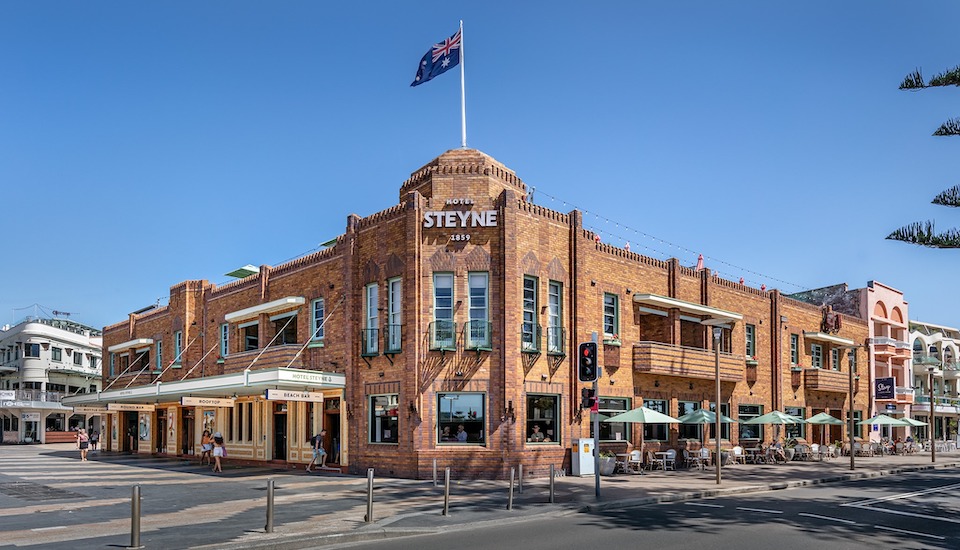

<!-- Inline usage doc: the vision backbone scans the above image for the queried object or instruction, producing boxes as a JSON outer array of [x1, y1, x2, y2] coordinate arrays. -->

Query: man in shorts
[[306, 429, 327, 473]]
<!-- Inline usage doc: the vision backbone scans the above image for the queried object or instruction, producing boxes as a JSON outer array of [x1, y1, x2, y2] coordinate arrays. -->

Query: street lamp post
[[848, 349, 855, 471], [713, 326, 722, 485], [929, 366, 937, 464]]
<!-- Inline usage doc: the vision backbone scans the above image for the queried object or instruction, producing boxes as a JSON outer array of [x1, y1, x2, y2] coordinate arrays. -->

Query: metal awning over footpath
[[61, 367, 346, 407]]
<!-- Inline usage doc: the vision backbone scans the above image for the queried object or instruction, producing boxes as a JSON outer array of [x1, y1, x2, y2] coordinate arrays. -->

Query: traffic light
[[581, 388, 596, 409], [578, 341, 598, 382]]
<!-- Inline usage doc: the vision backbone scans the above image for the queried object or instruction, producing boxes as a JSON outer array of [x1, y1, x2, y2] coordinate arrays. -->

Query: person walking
[[305, 429, 327, 473], [200, 430, 213, 466], [77, 428, 90, 462], [212, 432, 225, 473], [89, 430, 99, 452]]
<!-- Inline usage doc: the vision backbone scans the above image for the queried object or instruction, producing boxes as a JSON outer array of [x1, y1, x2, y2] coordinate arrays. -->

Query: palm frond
[[887, 221, 960, 248], [900, 69, 926, 90], [932, 185, 960, 208], [933, 118, 960, 136], [928, 66, 960, 87]]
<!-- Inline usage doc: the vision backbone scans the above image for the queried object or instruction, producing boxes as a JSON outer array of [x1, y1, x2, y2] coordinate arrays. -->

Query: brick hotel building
[[65, 149, 871, 478]]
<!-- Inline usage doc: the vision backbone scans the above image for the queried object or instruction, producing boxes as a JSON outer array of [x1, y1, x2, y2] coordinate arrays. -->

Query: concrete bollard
[[549, 464, 555, 504], [507, 467, 515, 510], [129, 484, 143, 549], [518, 464, 523, 494], [442, 468, 450, 516], [433, 458, 438, 487], [365, 468, 374, 523]]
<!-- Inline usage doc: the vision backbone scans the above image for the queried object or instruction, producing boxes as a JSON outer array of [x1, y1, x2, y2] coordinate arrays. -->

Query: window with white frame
[[432, 273, 454, 349], [811, 344, 823, 368], [547, 281, 563, 354], [467, 272, 490, 349], [271, 312, 298, 345], [708, 402, 731, 440], [738, 405, 764, 440], [790, 334, 799, 364], [438, 392, 485, 444], [312, 298, 325, 341], [74, 350, 83, 366], [745, 324, 756, 358], [526, 394, 559, 443], [369, 394, 399, 443], [240, 321, 258, 351], [220, 324, 229, 357], [591, 397, 630, 441], [387, 278, 402, 352], [109, 353, 115, 377], [174, 330, 183, 363], [603, 293, 618, 339], [24, 343, 40, 358], [831, 348, 839, 371], [363, 283, 379, 355], [522, 276, 538, 352]]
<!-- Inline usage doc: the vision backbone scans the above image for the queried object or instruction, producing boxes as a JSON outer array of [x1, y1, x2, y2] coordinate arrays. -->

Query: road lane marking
[[686, 502, 722, 508], [843, 482, 960, 507], [798, 513, 857, 525], [845, 504, 960, 525], [31, 526, 67, 532], [736, 507, 782, 514], [873, 525, 945, 540]]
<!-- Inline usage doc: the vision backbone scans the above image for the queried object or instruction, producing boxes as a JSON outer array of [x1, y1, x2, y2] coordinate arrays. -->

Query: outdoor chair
[[664, 449, 677, 470], [647, 451, 664, 471], [700, 447, 712, 467], [683, 449, 701, 470], [627, 450, 643, 474], [810, 443, 820, 460], [731, 446, 746, 464], [895, 442, 905, 455]]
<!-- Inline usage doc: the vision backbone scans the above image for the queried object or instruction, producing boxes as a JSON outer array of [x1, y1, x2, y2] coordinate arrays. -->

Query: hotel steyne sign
[[423, 198, 498, 242], [264, 389, 325, 403]]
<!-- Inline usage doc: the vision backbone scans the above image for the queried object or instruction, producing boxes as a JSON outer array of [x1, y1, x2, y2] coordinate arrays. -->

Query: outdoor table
[[655, 452, 672, 470], [746, 448, 765, 464]]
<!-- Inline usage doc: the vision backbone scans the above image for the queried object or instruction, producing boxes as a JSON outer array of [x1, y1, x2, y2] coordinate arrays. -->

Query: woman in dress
[[212, 432, 225, 473]]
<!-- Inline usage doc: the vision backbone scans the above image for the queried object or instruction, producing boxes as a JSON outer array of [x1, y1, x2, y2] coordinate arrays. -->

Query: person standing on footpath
[[212, 432, 225, 473], [305, 429, 327, 473], [77, 428, 90, 462], [89, 429, 99, 452], [200, 430, 213, 466]]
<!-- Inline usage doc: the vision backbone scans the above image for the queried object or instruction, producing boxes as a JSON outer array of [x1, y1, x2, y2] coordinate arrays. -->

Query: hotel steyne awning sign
[[107, 403, 156, 412], [264, 389, 325, 403], [181, 397, 236, 408]]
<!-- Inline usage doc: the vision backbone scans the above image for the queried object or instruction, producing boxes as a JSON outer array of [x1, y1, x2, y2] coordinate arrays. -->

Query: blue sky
[[2, 2, 958, 329]]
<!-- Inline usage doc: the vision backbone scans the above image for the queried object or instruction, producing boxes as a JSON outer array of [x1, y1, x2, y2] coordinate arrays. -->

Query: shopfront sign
[[875, 377, 895, 400], [0, 390, 15, 400], [107, 403, 156, 412], [181, 397, 236, 408], [264, 389, 325, 402], [72, 406, 108, 414], [21, 412, 41, 421]]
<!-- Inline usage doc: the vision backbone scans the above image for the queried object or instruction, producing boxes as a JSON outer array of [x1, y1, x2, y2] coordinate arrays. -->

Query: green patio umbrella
[[603, 406, 680, 454], [677, 409, 739, 448], [901, 417, 928, 427], [857, 414, 909, 426], [742, 410, 803, 442], [804, 412, 845, 446]]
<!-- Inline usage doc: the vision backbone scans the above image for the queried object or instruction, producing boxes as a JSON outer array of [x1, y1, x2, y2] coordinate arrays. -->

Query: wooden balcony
[[803, 368, 849, 393], [632, 341, 744, 382], [222, 344, 305, 374]]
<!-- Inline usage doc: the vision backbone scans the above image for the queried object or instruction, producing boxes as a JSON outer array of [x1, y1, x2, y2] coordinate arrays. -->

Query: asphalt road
[[343, 470, 960, 550]]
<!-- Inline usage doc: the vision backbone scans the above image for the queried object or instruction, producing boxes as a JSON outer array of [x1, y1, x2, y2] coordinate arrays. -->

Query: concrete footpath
[[0, 444, 957, 549]]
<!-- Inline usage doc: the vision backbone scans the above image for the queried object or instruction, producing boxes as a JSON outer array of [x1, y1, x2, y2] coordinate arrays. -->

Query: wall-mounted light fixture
[[590, 280, 597, 286], [654, 380, 660, 387], [408, 401, 418, 417]]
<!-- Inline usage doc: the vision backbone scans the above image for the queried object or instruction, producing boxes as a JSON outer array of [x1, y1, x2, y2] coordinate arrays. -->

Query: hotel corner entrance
[[324, 397, 341, 464]]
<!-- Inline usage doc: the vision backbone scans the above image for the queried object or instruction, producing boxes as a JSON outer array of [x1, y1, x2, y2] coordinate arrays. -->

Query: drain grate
[[0, 482, 87, 501]]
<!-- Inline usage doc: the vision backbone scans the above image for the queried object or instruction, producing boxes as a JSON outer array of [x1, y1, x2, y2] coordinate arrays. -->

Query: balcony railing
[[429, 320, 457, 351], [521, 323, 541, 353], [546, 326, 566, 356], [1, 389, 66, 403], [465, 320, 492, 351], [383, 324, 402, 354], [632, 341, 744, 382], [361, 328, 380, 356], [802, 368, 849, 393]]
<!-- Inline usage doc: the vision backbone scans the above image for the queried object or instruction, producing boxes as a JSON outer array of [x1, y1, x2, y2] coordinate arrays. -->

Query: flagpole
[[459, 19, 467, 148]]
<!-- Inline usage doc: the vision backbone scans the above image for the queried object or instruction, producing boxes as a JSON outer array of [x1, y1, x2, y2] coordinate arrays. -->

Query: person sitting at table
[[455, 424, 468, 442], [528, 424, 545, 442], [771, 439, 788, 463]]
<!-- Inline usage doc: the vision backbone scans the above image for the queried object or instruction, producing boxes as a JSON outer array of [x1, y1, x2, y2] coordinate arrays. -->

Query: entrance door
[[324, 397, 341, 465], [155, 411, 167, 453], [123, 412, 138, 453], [273, 410, 287, 461], [180, 408, 195, 456]]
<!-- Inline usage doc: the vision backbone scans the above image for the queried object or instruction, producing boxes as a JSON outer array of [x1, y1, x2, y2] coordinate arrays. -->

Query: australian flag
[[411, 29, 461, 87]]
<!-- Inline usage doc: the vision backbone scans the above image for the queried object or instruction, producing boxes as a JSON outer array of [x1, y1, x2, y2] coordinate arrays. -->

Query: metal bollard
[[518, 464, 523, 494], [130, 484, 143, 549], [433, 458, 438, 487], [442, 468, 450, 516], [507, 468, 515, 510], [365, 468, 374, 523], [549, 464, 555, 504], [265, 479, 275, 533]]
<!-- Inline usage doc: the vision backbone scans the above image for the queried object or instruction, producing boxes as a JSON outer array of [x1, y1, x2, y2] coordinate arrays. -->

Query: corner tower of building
[[399, 148, 528, 203]]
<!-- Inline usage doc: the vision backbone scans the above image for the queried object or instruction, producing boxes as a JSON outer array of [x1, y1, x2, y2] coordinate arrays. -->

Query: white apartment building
[[0, 317, 103, 444], [910, 320, 960, 442]]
